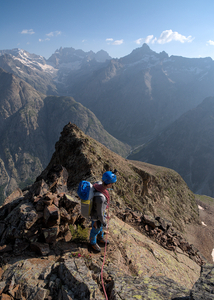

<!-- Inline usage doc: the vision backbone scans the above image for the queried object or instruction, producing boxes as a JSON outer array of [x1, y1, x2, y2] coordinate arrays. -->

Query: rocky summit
[[0, 123, 214, 299]]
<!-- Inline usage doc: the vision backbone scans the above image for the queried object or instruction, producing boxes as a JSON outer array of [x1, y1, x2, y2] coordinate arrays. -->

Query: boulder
[[30, 179, 49, 197], [30, 242, 50, 256], [43, 204, 60, 226], [42, 226, 59, 244], [59, 207, 71, 222], [142, 214, 160, 229], [1, 258, 53, 299], [190, 264, 214, 300], [58, 257, 105, 299]]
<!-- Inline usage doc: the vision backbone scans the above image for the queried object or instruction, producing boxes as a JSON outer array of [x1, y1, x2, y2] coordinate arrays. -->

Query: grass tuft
[[69, 224, 89, 242]]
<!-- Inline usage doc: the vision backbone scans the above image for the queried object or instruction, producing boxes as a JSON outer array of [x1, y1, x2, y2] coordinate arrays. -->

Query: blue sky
[[1, 0, 214, 60]]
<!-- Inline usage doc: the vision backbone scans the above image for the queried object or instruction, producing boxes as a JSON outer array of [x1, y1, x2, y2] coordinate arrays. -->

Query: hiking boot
[[97, 236, 110, 245], [90, 243, 101, 252]]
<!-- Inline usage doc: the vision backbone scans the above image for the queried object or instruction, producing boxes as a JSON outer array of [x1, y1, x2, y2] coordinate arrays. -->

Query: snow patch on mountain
[[198, 205, 204, 210], [14, 56, 57, 75], [212, 249, 214, 262], [198, 72, 209, 81], [0, 48, 57, 76]]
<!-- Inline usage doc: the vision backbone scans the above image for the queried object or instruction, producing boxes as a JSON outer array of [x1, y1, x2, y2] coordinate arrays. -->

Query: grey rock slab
[[59, 257, 105, 300]]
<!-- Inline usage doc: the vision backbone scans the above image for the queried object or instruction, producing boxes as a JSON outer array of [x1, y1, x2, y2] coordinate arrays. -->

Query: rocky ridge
[[0, 123, 213, 299]]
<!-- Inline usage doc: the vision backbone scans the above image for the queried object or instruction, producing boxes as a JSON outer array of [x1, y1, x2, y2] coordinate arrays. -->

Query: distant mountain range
[[128, 96, 214, 197], [67, 45, 214, 145], [0, 67, 129, 203], [1, 44, 214, 197], [1, 44, 214, 145], [0, 47, 111, 95]]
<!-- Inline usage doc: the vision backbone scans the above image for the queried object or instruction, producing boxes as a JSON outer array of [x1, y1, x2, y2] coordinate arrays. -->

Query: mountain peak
[[131, 43, 156, 56], [47, 46, 111, 67], [95, 49, 112, 62], [141, 43, 153, 52], [120, 43, 168, 64]]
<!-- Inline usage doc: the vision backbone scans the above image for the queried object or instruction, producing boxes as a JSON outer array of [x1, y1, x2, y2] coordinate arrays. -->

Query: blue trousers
[[89, 221, 104, 245]]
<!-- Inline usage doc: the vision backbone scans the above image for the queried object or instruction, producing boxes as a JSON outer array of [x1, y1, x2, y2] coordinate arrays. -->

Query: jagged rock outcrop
[[0, 123, 213, 299], [0, 165, 81, 256]]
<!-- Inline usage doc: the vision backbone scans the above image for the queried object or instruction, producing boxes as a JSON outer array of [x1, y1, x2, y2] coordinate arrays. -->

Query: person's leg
[[90, 221, 99, 244], [97, 229, 104, 239], [97, 232, 109, 244], [97, 222, 109, 244], [90, 221, 102, 251]]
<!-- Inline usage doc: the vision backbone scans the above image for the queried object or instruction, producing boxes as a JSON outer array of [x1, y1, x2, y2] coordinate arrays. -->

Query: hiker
[[89, 171, 117, 252]]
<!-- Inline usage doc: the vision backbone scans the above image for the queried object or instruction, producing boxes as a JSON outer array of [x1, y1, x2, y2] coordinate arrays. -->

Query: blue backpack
[[77, 181, 95, 218]]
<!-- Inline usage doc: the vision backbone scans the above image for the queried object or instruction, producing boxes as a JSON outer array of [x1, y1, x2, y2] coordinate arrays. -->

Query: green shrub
[[69, 225, 89, 242]]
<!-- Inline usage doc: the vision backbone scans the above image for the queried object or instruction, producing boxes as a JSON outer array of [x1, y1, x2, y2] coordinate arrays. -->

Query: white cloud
[[112, 39, 124, 45], [135, 30, 194, 46], [106, 38, 123, 45], [40, 31, 61, 42], [55, 31, 61, 36], [145, 35, 154, 44], [157, 30, 193, 44], [207, 40, 214, 46], [46, 31, 62, 37], [135, 35, 155, 45], [46, 32, 54, 37], [39, 38, 50, 42], [135, 38, 144, 45], [21, 29, 35, 35]]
